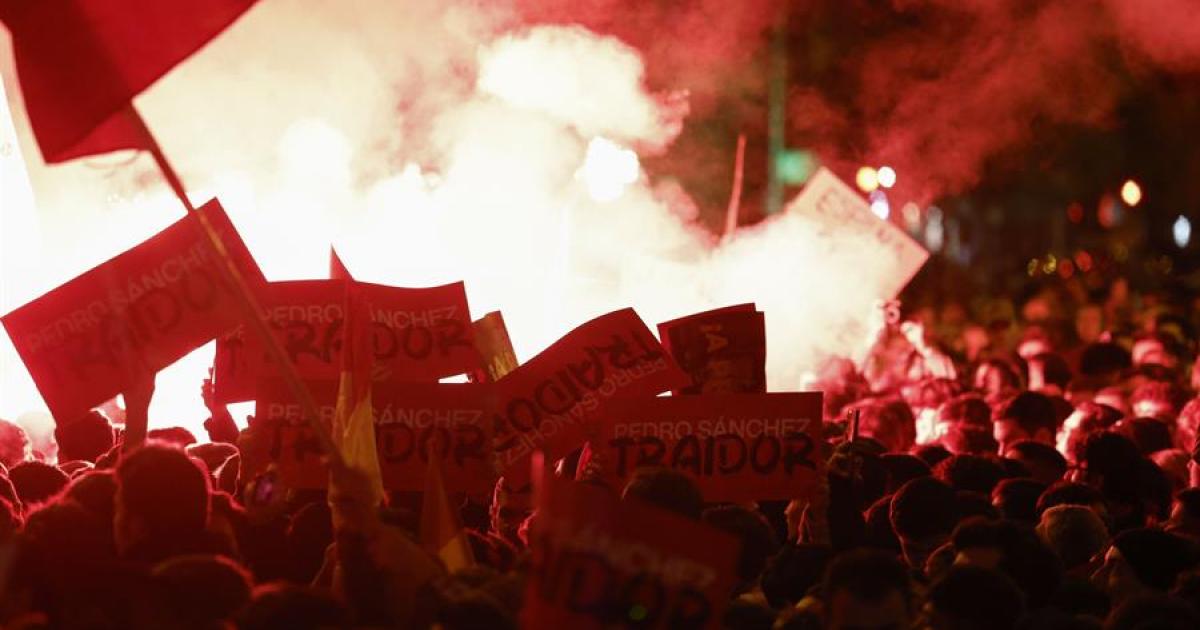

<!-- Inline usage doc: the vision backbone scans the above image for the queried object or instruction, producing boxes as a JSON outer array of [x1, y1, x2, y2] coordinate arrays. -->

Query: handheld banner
[[2, 199, 264, 421], [256, 380, 496, 493], [597, 392, 824, 502], [658, 304, 766, 395], [491, 308, 690, 485], [215, 279, 476, 402], [522, 477, 740, 629]]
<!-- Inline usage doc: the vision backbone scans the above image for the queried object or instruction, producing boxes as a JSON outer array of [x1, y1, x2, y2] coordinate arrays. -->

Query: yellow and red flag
[[331, 280, 384, 506], [420, 452, 474, 572]]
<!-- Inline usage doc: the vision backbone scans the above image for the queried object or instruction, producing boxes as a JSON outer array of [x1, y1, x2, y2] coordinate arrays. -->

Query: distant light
[[901, 202, 922, 233], [1098, 195, 1120, 228], [1174, 215, 1191, 248], [856, 166, 879, 192], [577, 137, 640, 202], [1066, 202, 1084, 224], [776, 149, 817, 185], [877, 166, 897, 189], [925, 206, 944, 252], [869, 190, 889, 219], [1075, 250, 1093, 272], [1058, 259, 1075, 279], [1121, 179, 1143, 207]]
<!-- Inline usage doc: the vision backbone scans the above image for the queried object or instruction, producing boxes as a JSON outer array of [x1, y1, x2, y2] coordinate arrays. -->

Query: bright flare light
[[1121, 179, 1143, 207], [577, 137, 640, 202], [877, 165, 897, 188], [855, 166, 879, 192], [1174, 215, 1191, 248]]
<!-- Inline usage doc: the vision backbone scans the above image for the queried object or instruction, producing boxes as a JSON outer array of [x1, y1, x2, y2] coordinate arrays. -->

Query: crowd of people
[[2, 274, 1200, 629]]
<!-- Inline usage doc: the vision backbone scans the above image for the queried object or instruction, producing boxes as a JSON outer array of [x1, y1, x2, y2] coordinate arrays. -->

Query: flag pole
[[124, 105, 340, 463]]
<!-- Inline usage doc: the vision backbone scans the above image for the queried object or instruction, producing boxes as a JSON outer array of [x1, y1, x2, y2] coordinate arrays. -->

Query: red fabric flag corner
[[329, 247, 353, 281], [1, 0, 258, 163]]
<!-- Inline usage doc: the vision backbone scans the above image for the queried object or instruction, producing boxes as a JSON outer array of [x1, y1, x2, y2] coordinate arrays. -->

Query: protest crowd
[[3, 2, 1200, 628], [2, 269, 1200, 630]]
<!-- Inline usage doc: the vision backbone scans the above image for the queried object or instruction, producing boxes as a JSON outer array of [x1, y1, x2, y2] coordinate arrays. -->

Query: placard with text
[[256, 379, 496, 492], [658, 304, 766, 395], [215, 279, 477, 402], [492, 308, 690, 486], [596, 392, 824, 502], [522, 477, 739, 629], [2, 199, 264, 421]]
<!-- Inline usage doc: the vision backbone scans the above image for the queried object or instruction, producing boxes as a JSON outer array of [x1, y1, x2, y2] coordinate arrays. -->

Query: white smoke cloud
[[1, 0, 910, 435]]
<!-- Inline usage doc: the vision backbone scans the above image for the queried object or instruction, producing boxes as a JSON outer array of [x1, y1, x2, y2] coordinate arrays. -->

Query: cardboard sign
[[469, 310, 519, 383], [214, 279, 477, 402], [492, 308, 690, 485], [1, 200, 264, 421], [522, 477, 740, 629], [596, 393, 824, 502], [256, 380, 496, 493], [791, 168, 928, 298], [785, 167, 929, 353], [658, 304, 766, 395]]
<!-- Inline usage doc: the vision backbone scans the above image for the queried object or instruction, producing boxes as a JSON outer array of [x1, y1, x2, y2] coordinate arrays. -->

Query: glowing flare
[[1120, 179, 1143, 207], [577, 137, 640, 202], [855, 166, 879, 192]]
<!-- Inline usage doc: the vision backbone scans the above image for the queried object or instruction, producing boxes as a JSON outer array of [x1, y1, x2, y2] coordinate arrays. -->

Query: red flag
[[1, 0, 258, 162]]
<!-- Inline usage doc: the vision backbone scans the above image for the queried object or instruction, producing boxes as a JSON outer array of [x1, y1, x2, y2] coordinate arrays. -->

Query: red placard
[[522, 477, 740, 629], [215, 280, 477, 402], [595, 393, 824, 502], [256, 380, 496, 493], [491, 308, 690, 485], [658, 304, 766, 395], [1, 199, 264, 421]]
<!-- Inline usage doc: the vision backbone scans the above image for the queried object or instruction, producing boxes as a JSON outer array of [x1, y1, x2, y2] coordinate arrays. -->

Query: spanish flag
[[420, 453, 474, 572], [331, 280, 384, 507]]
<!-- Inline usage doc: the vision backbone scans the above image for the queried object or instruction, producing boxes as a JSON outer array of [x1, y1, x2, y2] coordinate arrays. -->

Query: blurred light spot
[[1058, 259, 1075, 278], [1120, 179, 1142, 207], [1066, 202, 1084, 224], [877, 166, 896, 188], [577, 137, 639, 202], [1027, 258, 1039, 276], [1097, 195, 1120, 228], [855, 166, 878, 192], [776, 149, 817, 185], [1174, 215, 1191, 248], [869, 190, 890, 219], [902, 202, 922, 233], [925, 206, 944, 251], [1075, 250, 1093, 272], [1042, 254, 1057, 274]]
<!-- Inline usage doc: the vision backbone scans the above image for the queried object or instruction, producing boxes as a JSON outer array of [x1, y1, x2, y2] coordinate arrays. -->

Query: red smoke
[[517, 0, 1200, 207]]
